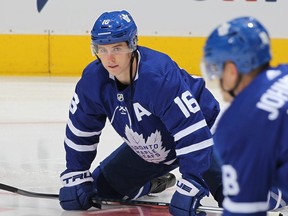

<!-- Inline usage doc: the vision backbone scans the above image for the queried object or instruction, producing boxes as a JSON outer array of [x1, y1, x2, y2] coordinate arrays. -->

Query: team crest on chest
[[123, 125, 170, 163]]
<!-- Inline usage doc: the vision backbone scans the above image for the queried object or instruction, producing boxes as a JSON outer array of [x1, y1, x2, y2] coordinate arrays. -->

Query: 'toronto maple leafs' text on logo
[[123, 126, 170, 163]]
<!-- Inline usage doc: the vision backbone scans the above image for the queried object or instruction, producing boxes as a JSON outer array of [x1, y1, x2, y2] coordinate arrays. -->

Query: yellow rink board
[[0, 34, 287, 76]]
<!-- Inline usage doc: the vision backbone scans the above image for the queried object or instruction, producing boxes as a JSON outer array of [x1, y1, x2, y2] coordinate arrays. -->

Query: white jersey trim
[[223, 196, 269, 213], [67, 119, 101, 137], [164, 158, 176, 165], [65, 136, 98, 152], [174, 119, 207, 142], [176, 138, 213, 156], [131, 186, 144, 200]]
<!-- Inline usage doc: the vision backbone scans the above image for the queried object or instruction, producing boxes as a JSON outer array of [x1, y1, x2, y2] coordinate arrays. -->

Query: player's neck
[[234, 67, 265, 96], [116, 58, 137, 86], [115, 78, 129, 91], [234, 74, 254, 96]]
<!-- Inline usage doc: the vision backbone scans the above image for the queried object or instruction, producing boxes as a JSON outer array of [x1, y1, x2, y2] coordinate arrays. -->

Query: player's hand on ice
[[59, 170, 97, 210], [169, 177, 208, 216]]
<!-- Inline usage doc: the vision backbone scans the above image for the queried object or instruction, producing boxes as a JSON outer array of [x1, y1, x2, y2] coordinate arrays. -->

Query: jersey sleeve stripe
[[223, 195, 269, 213], [173, 119, 207, 142], [64, 136, 98, 152], [176, 138, 213, 156], [67, 119, 101, 137], [163, 158, 177, 165]]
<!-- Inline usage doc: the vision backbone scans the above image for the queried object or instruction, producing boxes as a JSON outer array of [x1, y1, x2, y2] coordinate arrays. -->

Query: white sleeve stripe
[[64, 136, 98, 152], [223, 195, 269, 213], [163, 158, 177, 165], [174, 119, 207, 142], [131, 186, 144, 200], [67, 119, 101, 137], [176, 138, 213, 156]]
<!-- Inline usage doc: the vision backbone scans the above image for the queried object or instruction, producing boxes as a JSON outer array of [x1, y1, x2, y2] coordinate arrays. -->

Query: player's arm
[[152, 70, 213, 215], [59, 80, 107, 210], [179, 69, 220, 129], [153, 68, 213, 179], [169, 98, 213, 216]]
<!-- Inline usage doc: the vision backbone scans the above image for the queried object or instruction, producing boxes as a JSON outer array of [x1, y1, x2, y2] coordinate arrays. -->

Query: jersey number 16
[[174, 91, 200, 118]]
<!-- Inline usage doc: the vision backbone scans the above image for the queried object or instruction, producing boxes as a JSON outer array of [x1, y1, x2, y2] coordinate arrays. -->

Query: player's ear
[[224, 61, 238, 78]]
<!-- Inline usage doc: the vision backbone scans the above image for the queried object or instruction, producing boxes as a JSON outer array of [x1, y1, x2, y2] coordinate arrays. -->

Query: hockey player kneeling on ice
[[59, 10, 224, 215], [202, 16, 288, 215]]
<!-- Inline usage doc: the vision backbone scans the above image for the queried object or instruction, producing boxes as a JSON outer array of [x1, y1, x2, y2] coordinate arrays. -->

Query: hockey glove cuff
[[169, 178, 209, 216], [59, 170, 97, 210]]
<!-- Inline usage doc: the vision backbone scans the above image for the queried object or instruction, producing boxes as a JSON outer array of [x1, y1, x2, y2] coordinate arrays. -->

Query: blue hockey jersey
[[214, 65, 288, 215], [64, 46, 220, 187]]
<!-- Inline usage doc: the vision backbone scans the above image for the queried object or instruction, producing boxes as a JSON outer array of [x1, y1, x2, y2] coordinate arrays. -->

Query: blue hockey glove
[[59, 170, 97, 210], [169, 178, 209, 216]]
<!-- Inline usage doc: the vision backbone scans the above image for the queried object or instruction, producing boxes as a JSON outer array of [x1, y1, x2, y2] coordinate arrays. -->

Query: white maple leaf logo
[[123, 125, 170, 163]]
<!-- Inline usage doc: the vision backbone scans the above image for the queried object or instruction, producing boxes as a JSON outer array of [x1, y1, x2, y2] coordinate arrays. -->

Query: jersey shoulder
[[231, 64, 288, 112], [138, 46, 180, 77], [78, 60, 109, 88], [74, 59, 111, 105]]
